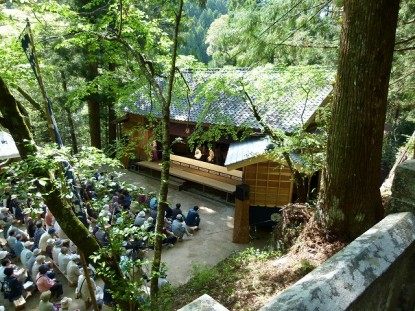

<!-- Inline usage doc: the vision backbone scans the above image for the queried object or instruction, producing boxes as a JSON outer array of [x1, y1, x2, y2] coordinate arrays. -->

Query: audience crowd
[[0, 171, 201, 309]]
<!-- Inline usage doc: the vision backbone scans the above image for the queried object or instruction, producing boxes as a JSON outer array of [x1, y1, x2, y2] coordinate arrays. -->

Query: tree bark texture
[[324, 0, 401, 240], [86, 63, 101, 149]]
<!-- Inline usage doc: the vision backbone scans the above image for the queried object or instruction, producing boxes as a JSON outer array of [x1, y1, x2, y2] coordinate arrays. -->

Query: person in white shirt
[[76, 268, 102, 309], [20, 241, 34, 267], [32, 255, 52, 281], [39, 228, 56, 253], [57, 247, 71, 272]]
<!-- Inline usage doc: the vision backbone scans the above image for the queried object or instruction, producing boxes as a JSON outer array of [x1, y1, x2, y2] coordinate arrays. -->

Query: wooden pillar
[[233, 199, 250, 244]]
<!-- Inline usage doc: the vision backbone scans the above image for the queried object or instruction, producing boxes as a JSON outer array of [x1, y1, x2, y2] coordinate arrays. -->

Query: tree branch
[[395, 35, 415, 45], [273, 42, 337, 49], [394, 46, 415, 52], [15, 86, 45, 114]]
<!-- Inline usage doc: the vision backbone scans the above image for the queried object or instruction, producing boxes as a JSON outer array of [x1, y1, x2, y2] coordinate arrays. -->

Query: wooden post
[[233, 199, 250, 244], [80, 252, 99, 311]]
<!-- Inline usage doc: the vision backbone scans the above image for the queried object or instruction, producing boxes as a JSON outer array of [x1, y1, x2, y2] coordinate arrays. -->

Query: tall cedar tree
[[324, 0, 401, 240]]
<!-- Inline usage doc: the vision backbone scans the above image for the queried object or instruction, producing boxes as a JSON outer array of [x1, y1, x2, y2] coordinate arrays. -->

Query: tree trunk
[[86, 64, 101, 149], [65, 107, 79, 154], [324, 0, 401, 240], [150, 0, 184, 300], [60, 71, 79, 154], [107, 63, 117, 157]]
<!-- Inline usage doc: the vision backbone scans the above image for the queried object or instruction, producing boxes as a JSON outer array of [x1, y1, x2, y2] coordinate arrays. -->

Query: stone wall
[[260, 212, 415, 311]]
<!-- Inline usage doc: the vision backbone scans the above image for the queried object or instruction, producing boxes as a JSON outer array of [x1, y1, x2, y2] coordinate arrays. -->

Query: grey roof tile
[[126, 67, 333, 132]]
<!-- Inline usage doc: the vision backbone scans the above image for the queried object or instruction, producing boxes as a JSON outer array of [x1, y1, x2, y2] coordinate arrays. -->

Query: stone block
[[259, 212, 415, 311], [389, 160, 415, 213], [178, 294, 229, 311]]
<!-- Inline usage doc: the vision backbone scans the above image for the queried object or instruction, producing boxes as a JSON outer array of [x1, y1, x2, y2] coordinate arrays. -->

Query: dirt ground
[[14, 169, 250, 310]]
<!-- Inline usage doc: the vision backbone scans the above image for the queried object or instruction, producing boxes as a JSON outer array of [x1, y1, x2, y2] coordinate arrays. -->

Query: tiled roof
[[224, 136, 272, 168], [126, 66, 333, 132]]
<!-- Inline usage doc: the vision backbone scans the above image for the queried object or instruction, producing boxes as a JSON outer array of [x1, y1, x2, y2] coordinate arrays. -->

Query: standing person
[[36, 264, 63, 300], [171, 215, 192, 241], [185, 206, 201, 230], [171, 203, 183, 220], [3, 267, 24, 302]]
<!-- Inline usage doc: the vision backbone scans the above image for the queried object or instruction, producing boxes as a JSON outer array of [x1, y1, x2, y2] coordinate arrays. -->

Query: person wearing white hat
[[20, 241, 34, 267], [60, 296, 73, 310], [134, 211, 146, 227]]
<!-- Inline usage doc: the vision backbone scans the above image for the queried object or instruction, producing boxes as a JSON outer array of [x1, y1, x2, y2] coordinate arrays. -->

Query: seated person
[[26, 216, 36, 239], [57, 247, 71, 272], [51, 239, 62, 264], [36, 264, 63, 300], [26, 249, 41, 278], [20, 241, 34, 268], [3, 267, 23, 302], [66, 255, 81, 285], [171, 203, 183, 220], [134, 211, 146, 227], [32, 255, 53, 281], [185, 206, 200, 229], [7, 230, 17, 255], [171, 215, 192, 240], [39, 290, 54, 311], [162, 224, 177, 247], [76, 268, 102, 309], [12, 234, 24, 257], [33, 221, 46, 249], [39, 228, 56, 253], [165, 204, 173, 220], [0, 258, 12, 283]]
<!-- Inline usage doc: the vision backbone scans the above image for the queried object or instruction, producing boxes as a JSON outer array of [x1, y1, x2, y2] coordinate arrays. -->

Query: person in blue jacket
[[185, 206, 200, 229]]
